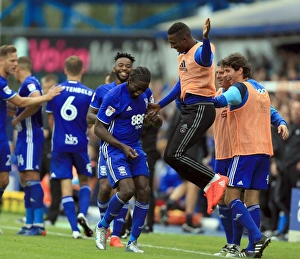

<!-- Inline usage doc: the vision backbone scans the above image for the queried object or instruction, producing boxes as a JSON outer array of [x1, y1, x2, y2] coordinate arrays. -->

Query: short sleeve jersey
[[96, 82, 153, 152], [46, 81, 94, 153], [89, 82, 117, 110], [16, 76, 43, 141], [0, 76, 17, 141]]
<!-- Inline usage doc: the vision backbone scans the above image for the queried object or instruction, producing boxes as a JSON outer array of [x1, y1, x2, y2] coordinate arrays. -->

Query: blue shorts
[[0, 140, 11, 172], [97, 152, 108, 180], [214, 158, 231, 176], [227, 154, 270, 190], [50, 151, 92, 179], [106, 147, 149, 189], [15, 140, 43, 172]]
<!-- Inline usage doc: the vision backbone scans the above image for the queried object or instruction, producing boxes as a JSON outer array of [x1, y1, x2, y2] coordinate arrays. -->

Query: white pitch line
[[0, 225, 219, 257]]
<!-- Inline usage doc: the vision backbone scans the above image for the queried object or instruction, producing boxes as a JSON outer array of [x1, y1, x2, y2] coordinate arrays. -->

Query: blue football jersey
[[96, 82, 153, 153], [16, 76, 43, 141], [89, 82, 116, 110], [46, 81, 94, 153], [0, 76, 17, 141]]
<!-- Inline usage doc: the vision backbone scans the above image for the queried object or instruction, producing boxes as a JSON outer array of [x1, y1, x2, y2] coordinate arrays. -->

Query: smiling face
[[114, 57, 133, 83], [168, 33, 186, 54], [216, 65, 231, 90], [224, 66, 244, 85], [127, 78, 149, 99]]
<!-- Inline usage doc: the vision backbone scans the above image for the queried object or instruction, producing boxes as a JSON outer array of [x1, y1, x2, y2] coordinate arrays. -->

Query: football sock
[[78, 185, 91, 216], [62, 196, 80, 231], [23, 185, 33, 227], [99, 193, 125, 228], [247, 204, 261, 251], [112, 202, 129, 237], [27, 180, 44, 226], [97, 199, 108, 220], [230, 199, 261, 243], [219, 204, 233, 244], [129, 200, 149, 242]]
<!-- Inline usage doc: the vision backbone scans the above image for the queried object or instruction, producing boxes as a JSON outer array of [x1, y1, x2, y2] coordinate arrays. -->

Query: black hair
[[168, 22, 190, 36], [217, 59, 225, 67], [130, 66, 151, 82], [114, 52, 135, 63], [223, 53, 252, 78]]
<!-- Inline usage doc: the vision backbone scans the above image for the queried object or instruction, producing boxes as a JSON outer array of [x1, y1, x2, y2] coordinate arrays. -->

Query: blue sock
[[62, 196, 79, 232], [219, 204, 233, 244], [247, 204, 261, 251], [23, 186, 33, 227], [112, 202, 129, 237], [0, 188, 5, 200], [97, 199, 108, 220], [230, 199, 261, 243], [232, 216, 244, 246], [78, 185, 91, 216], [27, 181, 44, 226], [129, 200, 149, 243], [98, 193, 125, 229]]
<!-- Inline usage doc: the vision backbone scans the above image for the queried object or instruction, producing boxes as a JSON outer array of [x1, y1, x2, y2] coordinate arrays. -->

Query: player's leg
[[74, 152, 93, 237]]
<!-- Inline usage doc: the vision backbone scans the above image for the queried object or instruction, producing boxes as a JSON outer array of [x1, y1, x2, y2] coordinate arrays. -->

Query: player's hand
[[122, 145, 138, 159], [145, 110, 158, 122], [203, 18, 211, 39], [221, 109, 227, 118], [47, 85, 63, 100], [12, 117, 22, 132], [278, 124, 289, 140], [147, 103, 161, 114]]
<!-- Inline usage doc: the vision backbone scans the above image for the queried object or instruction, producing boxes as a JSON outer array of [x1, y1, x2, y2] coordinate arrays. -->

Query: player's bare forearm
[[86, 107, 98, 124]]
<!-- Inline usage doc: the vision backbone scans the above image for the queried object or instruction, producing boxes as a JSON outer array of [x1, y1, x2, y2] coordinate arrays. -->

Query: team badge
[[3, 86, 12, 95], [27, 83, 36, 92], [105, 106, 116, 116]]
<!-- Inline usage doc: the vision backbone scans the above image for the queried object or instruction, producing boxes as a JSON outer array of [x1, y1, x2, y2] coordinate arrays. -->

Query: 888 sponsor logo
[[131, 114, 145, 129]]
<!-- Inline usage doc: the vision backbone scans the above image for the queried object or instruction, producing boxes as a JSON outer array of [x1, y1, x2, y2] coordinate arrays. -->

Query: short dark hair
[[130, 66, 151, 82], [217, 59, 225, 67], [114, 52, 135, 63], [18, 56, 32, 71], [223, 53, 252, 78], [168, 22, 190, 36]]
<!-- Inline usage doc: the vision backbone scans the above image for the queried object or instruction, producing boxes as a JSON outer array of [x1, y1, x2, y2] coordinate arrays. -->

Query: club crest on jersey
[[105, 106, 116, 116], [3, 86, 12, 95], [27, 83, 36, 92]]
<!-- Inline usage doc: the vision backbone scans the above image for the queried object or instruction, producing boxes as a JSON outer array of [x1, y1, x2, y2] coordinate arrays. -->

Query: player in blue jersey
[[94, 67, 162, 253], [87, 52, 135, 247], [0, 45, 61, 215], [13, 57, 46, 236], [46, 55, 94, 239]]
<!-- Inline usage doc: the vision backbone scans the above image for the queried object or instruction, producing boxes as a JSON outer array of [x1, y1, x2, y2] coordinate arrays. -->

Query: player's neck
[[19, 72, 31, 83], [0, 69, 8, 79], [67, 76, 81, 82]]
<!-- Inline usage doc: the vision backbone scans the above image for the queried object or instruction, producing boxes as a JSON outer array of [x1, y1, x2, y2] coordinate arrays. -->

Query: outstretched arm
[[9, 86, 62, 108]]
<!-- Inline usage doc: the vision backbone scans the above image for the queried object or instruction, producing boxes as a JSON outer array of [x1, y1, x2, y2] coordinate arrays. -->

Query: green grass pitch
[[0, 212, 299, 259]]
